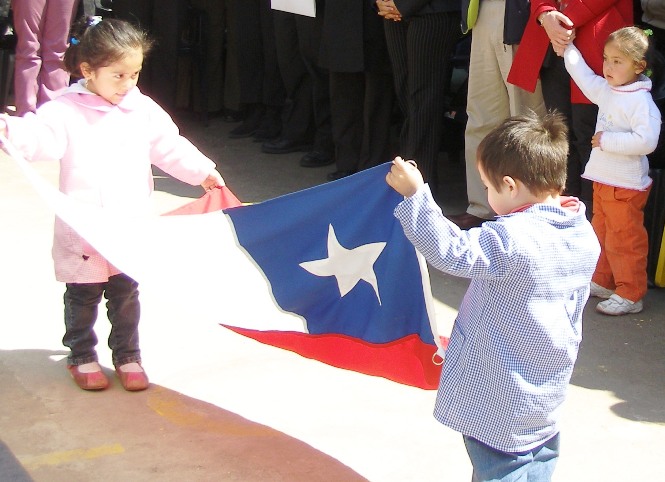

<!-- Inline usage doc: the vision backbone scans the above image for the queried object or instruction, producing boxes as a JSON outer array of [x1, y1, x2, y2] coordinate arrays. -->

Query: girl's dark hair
[[63, 17, 154, 78]]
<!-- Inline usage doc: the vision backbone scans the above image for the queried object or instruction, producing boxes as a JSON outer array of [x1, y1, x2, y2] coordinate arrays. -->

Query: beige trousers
[[464, 0, 545, 219]]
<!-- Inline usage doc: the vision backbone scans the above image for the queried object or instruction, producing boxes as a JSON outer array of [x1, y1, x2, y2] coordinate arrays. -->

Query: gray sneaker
[[589, 281, 614, 299], [596, 294, 643, 316]]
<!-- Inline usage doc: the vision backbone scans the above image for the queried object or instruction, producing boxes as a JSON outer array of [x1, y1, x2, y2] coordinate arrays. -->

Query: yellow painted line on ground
[[147, 387, 272, 437], [19, 443, 125, 470]]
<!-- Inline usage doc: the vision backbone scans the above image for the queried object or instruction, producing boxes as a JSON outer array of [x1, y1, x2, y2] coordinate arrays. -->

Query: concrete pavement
[[1, 113, 664, 481]]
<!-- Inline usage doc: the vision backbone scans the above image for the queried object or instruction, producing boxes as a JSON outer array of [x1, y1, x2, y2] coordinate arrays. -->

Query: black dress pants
[[233, 0, 284, 107], [383, 12, 460, 196], [273, 10, 332, 154], [329, 70, 395, 172], [113, 0, 183, 111]]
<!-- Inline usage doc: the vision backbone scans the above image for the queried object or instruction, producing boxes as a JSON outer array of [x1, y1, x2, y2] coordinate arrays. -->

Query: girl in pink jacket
[[1, 17, 225, 391]]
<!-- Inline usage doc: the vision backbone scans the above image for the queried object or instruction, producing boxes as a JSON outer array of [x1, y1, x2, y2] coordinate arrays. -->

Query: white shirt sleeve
[[563, 44, 607, 105]]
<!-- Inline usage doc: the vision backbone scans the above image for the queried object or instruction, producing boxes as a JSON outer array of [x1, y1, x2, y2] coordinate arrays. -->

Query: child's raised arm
[[563, 44, 606, 105]]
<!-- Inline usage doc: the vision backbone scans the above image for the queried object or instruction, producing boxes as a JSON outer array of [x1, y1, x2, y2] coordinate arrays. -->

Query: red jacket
[[507, 0, 632, 104]]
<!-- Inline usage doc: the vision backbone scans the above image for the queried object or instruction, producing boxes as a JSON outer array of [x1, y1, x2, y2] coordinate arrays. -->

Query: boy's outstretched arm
[[386, 156, 424, 197]]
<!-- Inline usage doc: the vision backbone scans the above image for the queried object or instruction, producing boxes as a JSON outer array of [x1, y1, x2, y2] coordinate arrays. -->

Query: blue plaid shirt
[[395, 185, 600, 452]]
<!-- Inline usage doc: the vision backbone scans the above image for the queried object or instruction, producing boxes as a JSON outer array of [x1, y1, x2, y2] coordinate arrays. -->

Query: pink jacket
[[5, 82, 216, 283]]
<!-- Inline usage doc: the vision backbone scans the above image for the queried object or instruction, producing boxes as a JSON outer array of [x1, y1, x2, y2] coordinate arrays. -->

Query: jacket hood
[[59, 80, 144, 112]]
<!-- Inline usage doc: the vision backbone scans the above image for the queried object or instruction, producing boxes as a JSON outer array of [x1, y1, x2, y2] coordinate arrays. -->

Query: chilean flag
[[169, 165, 444, 389], [6, 138, 443, 389]]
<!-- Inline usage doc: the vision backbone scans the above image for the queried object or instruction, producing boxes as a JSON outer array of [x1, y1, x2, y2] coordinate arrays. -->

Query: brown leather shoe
[[446, 212, 488, 229]]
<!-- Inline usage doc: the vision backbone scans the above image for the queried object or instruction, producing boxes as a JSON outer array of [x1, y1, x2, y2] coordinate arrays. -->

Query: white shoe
[[596, 294, 643, 316], [589, 281, 614, 299]]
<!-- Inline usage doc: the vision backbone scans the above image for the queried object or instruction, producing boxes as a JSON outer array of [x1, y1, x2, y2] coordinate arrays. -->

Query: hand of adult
[[376, 0, 402, 22], [539, 10, 575, 56]]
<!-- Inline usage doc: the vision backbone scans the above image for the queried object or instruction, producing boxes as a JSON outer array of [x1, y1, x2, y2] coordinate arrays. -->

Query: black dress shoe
[[252, 125, 282, 142], [252, 106, 282, 141], [446, 212, 488, 229], [228, 122, 259, 139], [300, 151, 335, 168], [222, 109, 244, 123], [326, 170, 355, 181], [229, 103, 264, 138], [262, 137, 312, 154]]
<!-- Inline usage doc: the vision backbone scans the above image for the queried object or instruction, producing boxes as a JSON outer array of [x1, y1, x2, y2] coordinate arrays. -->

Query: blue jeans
[[463, 433, 560, 482], [63, 273, 141, 368]]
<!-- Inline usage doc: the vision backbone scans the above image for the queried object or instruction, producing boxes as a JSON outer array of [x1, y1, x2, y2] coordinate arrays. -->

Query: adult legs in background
[[12, 0, 80, 115], [357, 70, 395, 170], [256, 0, 285, 140], [328, 70, 394, 177], [403, 13, 460, 197], [222, 0, 241, 115], [383, 20, 409, 157], [188, 0, 226, 114], [265, 10, 313, 152], [384, 12, 460, 200], [461, 0, 544, 223], [230, 0, 284, 139], [112, 0, 153, 93], [265, 9, 334, 166], [329, 71, 365, 175], [103, 0, 181, 110], [293, 12, 333, 166]]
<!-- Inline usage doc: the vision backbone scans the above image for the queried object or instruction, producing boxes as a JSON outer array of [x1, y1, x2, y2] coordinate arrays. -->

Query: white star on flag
[[299, 224, 386, 305]]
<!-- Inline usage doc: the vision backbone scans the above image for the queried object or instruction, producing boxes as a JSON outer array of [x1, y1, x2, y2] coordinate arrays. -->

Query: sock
[[77, 361, 102, 373], [117, 362, 143, 373]]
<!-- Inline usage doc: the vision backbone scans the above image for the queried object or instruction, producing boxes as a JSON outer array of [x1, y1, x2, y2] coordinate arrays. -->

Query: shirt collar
[[611, 74, 653, 94], [507, 196, 582, 215]]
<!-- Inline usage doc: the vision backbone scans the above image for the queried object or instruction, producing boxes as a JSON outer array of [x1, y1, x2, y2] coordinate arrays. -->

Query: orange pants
[[591, 182, 651, 302]]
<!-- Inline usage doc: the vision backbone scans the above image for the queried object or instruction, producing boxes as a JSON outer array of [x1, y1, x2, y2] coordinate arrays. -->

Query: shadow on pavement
[[572, 297, 665, 424], [0, 439, 32, 482], [0, 349, 367, 481]]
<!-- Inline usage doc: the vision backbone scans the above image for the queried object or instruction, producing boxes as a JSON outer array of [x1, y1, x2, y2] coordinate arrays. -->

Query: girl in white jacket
[[1, 17, 225, 391], [564, 27, 661, 316]]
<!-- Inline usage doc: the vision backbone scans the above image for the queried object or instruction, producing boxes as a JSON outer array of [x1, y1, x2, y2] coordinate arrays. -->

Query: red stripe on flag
[[164, 186, 242, 216], [223, 325, 444, 390]]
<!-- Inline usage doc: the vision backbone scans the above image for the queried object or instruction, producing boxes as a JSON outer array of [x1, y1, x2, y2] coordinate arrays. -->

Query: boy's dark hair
[[63, 17, 154, 79], [477, 110, 568, 195]]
